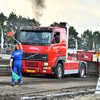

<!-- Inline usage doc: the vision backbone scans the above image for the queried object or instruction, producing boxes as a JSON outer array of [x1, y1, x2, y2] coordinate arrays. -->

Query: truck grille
[[25, 61, 38, 68], [22, 53, 48, 61]]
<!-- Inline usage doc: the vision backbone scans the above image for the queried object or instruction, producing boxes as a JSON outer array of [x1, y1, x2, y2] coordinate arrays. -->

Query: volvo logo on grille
[[42, 57, 46, 59]]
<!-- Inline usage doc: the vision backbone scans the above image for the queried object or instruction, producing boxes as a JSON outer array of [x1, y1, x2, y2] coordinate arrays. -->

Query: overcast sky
[[0, 0, 100, 36]]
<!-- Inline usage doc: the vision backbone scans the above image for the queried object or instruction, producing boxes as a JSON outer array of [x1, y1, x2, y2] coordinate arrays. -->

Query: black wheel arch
[[54, 56, 65, 74]]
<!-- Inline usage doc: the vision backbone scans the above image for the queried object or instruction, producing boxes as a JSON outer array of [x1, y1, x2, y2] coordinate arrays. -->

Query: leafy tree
[[93, 31, 100, 44], [77, 37, 82, 49], [6, 12, 18, 32], [0, 12, 7, 28], [68, 26, 78, 49], [92, 31, 100, 51], [81, 29, 93, 50], [5, 12, 40, 44], [5, 12, 18, 44], [50, 22, 60, 27], [0, 12, 7, 44]]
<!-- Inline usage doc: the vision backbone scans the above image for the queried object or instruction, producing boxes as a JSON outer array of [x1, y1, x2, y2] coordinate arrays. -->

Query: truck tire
[[55, 63, 63, 79], [78, 63, 86, 77]]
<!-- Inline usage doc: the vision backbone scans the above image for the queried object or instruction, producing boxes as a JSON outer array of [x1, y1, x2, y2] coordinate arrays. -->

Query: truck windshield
[[19, 31, 52, 46]]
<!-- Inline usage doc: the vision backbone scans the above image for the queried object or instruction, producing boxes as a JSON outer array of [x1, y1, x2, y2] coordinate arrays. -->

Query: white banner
[[1, 27, 4, 49]]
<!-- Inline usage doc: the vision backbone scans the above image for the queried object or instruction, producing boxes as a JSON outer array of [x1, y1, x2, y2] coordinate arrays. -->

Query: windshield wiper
[[21, 40, 45, 45], [21, 41, 31, 45]]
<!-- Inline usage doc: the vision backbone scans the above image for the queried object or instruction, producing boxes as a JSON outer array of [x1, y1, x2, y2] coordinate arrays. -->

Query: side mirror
[[51, 37, 55, 44]]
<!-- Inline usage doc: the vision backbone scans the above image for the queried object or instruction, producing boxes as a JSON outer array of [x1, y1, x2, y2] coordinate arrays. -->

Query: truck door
[[51, 32, 63, 58]]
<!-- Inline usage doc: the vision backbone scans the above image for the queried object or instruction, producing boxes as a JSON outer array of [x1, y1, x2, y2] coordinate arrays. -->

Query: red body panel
[[64, 62, 79, 70], [76, 51, 100, 74], [77, 51, 95, 61]]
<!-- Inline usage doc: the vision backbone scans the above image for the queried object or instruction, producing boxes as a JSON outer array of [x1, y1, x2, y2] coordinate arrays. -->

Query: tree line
[[0, 12, 100, 50], [0, 12, 40, 44]]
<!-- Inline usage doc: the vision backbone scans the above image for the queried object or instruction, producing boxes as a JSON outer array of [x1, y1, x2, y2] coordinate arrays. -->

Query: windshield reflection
[[19, 31, 52, 46]]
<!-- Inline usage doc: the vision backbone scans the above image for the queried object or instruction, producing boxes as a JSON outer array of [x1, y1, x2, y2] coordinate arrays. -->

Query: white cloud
[[0, 0, 33, 17]]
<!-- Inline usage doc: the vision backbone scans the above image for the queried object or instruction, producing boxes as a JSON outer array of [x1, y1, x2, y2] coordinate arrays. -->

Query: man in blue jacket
[[9, 42, 23, 86]]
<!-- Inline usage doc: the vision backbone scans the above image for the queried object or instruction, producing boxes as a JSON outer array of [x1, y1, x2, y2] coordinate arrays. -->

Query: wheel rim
[[80, 66, 85, 77], [58, 66, 62, 78]]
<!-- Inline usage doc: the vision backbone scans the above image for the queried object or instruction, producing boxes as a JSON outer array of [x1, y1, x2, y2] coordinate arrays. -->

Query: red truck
[[17, 22, 87, 79]]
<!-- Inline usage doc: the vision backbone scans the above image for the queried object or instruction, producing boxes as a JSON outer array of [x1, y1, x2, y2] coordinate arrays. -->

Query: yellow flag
[[93, 41, 95, 48]]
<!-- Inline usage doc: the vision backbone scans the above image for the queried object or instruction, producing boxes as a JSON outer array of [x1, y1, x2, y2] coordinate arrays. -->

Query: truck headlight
[[43, 62, 49, 66]]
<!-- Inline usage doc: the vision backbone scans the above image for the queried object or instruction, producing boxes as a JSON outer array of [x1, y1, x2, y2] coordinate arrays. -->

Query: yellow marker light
[[21, 27, 23, 29], [47, 67, 51, 69], [43, 67, 51, 69], [30, 27, 32, 29], [48, 28, 50, 30], [34, 28, 36, 29], [44, 62, 49, 66], [38, 28, 40, 29], [77, 52, 80, 54]]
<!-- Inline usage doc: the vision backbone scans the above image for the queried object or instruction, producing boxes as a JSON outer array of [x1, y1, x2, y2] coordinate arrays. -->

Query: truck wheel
[[55, 63, 63, 79], [78, 63, 86, 77]]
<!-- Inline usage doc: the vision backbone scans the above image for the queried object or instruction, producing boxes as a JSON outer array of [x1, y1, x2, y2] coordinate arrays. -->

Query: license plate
[[27, 70, 35, 73]]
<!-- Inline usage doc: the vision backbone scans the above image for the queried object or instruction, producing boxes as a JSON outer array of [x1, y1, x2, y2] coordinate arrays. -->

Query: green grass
[[0, 64, 9, 66]]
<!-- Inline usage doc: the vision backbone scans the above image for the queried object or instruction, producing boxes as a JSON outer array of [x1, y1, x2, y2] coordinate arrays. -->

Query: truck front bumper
[[22, 67, 52, 74]]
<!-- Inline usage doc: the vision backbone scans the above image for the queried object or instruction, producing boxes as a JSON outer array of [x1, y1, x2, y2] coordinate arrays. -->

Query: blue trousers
[[12, 64, 22, 83]]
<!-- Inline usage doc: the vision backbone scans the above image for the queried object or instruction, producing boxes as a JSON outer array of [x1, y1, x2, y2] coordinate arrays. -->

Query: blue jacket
[[11, 49, 23, 65]]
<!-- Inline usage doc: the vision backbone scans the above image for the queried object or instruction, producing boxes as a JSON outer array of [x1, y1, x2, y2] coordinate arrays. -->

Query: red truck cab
[[17, 22, 86, 78]]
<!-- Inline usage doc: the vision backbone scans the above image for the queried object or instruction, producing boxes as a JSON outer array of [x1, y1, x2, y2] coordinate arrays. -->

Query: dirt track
[[0, 71, 99, 100], [0, 59, 10, 65], [0, 59, 100, 100]]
